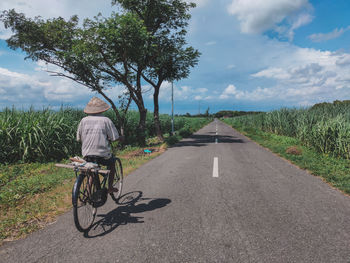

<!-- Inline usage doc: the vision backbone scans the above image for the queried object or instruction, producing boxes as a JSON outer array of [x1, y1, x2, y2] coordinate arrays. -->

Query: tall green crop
[[224, 101, 350, 159], [0, 107, 83, 163], [0, 107, 212, 164]]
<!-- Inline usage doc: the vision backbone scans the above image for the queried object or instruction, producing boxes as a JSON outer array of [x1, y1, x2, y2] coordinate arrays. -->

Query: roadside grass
[[224, 123, 350, 196], [0, 142, 167, 245]]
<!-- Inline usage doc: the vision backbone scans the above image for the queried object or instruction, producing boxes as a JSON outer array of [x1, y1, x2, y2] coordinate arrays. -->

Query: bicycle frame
[[74, 165, 108, 186], [73, 165, 109, 207]]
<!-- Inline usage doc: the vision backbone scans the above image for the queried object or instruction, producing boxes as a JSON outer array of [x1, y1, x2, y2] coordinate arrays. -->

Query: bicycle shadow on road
[[84, 191, 171, 238]]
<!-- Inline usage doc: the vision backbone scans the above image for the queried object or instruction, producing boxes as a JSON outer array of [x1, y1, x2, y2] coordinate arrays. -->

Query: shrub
[[165, 135, 180, 145], [178, 125, 192, 138]]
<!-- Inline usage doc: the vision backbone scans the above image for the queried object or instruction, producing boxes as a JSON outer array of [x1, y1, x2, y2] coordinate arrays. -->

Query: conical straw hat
[[84, 97, 110, 114]]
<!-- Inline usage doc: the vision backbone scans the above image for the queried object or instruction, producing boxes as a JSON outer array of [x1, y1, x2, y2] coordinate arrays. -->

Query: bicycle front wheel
[[72, 173, 97, 232], [110, 157, 123, 202]]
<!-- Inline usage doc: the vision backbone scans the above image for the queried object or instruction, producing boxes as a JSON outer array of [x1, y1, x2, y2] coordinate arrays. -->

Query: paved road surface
[[1, 120, 350, 262]]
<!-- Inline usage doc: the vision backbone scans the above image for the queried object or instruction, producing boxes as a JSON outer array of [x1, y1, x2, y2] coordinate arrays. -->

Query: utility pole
[[171, 81, 174, 135], [198, 100, 201, 115]]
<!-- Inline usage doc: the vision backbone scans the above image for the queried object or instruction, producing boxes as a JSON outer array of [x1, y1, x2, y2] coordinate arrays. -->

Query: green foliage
[[0, 163, 73, 209], [165, 135, 180, 145], [0, 107, 211, 164], [215, 110, 262, 118], [223, 101, 350, 160], [163, 116, 211, 144], [111, 0, 200, 81], [0, 107, 83, 164], [178, 124, 193, 138]]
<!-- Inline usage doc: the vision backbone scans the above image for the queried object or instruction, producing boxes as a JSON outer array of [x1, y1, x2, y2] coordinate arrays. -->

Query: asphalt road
[[1, 120, 350, 262]]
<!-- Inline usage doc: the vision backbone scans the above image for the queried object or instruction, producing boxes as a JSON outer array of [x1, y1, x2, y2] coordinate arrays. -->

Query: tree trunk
[[97, 89, 124, 136], [137, 106, 147, 146], [153, 86, 164, 141]]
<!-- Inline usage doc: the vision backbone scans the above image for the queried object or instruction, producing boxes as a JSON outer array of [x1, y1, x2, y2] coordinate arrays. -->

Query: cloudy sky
[[1, 0, 350, 114]]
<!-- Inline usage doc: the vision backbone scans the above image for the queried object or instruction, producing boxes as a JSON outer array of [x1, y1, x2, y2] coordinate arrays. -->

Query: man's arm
[[76, 120, 82, 142], [106, 118, 122, 142]]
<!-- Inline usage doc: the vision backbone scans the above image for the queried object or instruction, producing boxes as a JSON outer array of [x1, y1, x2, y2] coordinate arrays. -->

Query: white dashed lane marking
[[213, 157, 219, 178]]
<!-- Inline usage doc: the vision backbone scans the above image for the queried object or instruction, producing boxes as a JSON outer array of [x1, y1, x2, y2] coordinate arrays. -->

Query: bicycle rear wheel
[[110, 157, 123, 202], [72, 173, 97, 232]]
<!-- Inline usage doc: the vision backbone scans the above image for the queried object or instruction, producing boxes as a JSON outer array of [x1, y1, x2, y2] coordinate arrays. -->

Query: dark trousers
[[84, 155, 116, 170], [84, 155, 116, 190]]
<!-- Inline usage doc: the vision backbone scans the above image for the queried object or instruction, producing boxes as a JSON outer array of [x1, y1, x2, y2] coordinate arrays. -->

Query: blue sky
[[1, 0, 350, 114]]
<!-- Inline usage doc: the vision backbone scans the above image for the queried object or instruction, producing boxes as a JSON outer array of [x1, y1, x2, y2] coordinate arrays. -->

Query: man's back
[[77, 115, 119, 158]]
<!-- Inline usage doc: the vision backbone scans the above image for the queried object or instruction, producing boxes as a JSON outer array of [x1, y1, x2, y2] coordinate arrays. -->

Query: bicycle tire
[[110, 157, 123, 202], [72, 173, 97, 232]]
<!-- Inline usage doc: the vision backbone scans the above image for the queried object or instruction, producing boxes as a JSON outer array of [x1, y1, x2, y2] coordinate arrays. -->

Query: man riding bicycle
[[76, 97, 123, 194]]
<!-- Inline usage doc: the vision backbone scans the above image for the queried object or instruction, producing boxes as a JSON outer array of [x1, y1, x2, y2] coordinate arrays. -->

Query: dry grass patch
[[286, 146, 302, 155]]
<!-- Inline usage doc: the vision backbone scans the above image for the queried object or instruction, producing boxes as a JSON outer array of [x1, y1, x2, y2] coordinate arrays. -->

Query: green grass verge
[[0, 163, 73, 209], [223, 121, 350, 195]]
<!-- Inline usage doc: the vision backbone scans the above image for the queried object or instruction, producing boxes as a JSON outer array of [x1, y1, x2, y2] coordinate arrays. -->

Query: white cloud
[[205, 41, 217, 46], [196, 88, 208, 93], [0, 67, 49, 88], [298, 100, 313, 107], [220, 84, 239, 99], [34, 61, 131, 102], [252, 67, 290, 80], [218, 45, 350, 105], [193, 95, 212, 101], [248, 48, 350, 104], [336, 54, 350, 67], [219, 84, 274, 101], [105, 85, 128, 97], [227, 0, 312, 40], [43, 78, 88, 101], [0, 0, 112, 19], [157, 81, 210, 102], [221, 84, 262, 100], [0, 60, 155, 109], [286, 13, 313, 41], [309, 26, 350, 42], [0, 66, 94, 106]]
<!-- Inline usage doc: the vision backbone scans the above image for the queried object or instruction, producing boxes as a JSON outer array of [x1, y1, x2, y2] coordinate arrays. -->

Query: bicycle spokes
[[73, 174, 96, 232]]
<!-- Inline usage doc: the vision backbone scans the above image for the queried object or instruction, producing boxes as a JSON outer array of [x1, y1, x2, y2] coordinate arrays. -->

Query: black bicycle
[[69, 157, 123, 232]]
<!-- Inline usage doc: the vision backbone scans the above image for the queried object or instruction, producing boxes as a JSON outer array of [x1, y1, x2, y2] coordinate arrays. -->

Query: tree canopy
[[113, 0, 200, 139], [1, 0, 200, 145]]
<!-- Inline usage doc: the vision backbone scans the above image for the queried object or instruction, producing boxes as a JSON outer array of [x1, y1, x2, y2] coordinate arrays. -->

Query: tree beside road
[[0, 0, 200, 145]]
